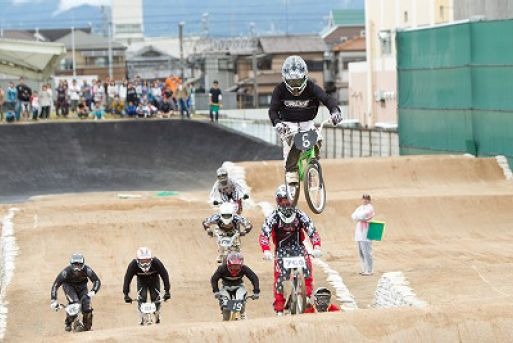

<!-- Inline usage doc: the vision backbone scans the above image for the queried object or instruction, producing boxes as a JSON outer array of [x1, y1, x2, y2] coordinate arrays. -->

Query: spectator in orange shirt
[[304, 287, 340, 313]]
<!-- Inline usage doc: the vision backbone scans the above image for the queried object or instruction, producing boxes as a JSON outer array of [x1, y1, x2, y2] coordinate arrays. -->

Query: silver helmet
[[282, 55, 308, 96]]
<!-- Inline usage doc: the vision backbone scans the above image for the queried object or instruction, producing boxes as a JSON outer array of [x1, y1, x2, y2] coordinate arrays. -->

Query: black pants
[[285, 143, 321, 172], [137, 278, 161, 311], [40, 106, 50, 119], [62, 282, 92, 329]]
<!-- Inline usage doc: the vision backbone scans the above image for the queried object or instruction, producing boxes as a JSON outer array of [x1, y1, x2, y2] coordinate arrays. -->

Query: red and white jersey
[[259, 208, 320, 252]]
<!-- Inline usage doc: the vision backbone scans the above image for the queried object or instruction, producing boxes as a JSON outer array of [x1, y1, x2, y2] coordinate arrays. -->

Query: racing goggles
[[137, 258, 152, 269], [285, 77, 306, 88], [71, 262, 84, 271], [221, 213, 233, 220], [277, 197, 291, 208]]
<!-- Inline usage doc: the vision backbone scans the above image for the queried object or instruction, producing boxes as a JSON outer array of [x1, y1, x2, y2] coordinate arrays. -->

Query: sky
[[0, 0, 364, 37]]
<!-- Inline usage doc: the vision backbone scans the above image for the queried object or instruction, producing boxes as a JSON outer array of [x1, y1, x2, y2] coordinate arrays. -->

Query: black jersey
[[210, 264, 260, 293], [123, 257, 170, 294], [51, 265, 101, 299], [268, 80, 339, 126]]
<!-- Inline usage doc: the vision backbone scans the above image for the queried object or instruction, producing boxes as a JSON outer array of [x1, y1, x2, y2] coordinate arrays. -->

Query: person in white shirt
[[351, 194, 375, 276], [68, 79, 81, 115]]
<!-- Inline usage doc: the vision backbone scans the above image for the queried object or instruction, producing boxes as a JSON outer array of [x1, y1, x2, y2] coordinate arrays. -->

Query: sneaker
[[276, 311, 284, 317], [155, 312, 160, 324], [65, 324, 72, 332], [285, 171, 299, 185]]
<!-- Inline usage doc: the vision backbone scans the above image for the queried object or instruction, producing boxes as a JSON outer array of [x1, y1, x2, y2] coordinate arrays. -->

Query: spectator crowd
[[0, 74, 196, 123]]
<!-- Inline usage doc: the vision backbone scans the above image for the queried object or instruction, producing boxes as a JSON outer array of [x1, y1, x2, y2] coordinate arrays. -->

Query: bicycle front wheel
[[304, 160, 326, 214]]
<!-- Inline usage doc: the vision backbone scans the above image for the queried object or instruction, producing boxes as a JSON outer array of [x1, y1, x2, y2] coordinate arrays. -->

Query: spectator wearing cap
[[351, 194, 375, 276]]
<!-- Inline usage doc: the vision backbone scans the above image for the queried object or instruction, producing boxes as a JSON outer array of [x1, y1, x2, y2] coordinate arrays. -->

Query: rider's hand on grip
[[311, 247, 322, 258], [214, 292, 221, 299], [330, 111, 343, 125], [124, 294, 133, 304], [243, 194, 249, 200], [50, 300, 59, 311], [275, 122, 287, 136], [87, 291, 95, 298], [263, 250, 273, 261], [213, 200, 220, 206], [207, 230, 214, 237], [164, 291, 171, 301]]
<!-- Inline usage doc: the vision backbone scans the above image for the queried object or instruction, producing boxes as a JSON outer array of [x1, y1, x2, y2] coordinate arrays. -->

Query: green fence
[[397, 19, 513, 167]]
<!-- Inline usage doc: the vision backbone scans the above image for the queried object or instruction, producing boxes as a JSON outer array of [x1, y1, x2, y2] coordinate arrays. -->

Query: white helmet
[[282, 55, 308, 96], [217, 167, 229, 186], [136, 247, 153, 272], [219, 202, 235, 225]]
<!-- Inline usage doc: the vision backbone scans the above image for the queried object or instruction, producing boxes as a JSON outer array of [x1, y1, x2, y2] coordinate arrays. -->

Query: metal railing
[[220, 119, 399, 158]]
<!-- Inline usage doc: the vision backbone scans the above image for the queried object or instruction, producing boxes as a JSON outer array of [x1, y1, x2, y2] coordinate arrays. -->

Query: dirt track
[[3, 155, 513, 342]]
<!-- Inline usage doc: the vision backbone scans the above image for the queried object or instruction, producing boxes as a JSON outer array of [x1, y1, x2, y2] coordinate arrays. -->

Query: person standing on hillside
[[209, 80, 222, 122], [68, 79, 81, 116], [39, 84, 52, 120], [351, 194, 375, 276], [15, 77, 32, 120]]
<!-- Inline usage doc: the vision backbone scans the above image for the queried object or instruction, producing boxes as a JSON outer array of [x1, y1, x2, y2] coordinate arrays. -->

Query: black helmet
[[313, 287, 332, 312], [70, 253, 85, 272]]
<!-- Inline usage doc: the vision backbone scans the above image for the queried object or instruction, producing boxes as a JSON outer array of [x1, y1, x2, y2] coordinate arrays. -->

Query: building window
[[404, 11, 409, 22], [59, 58, 73, 70], [258, 94, 272, 106], [95, 57, 107, 67], [257, 55, 272, 70], [115, 24, 142, 34], [305, 60, 323, 72], [218, 58, 234, 71]]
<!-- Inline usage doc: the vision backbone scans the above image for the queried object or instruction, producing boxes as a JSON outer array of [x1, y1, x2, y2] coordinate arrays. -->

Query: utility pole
[[107, 9, 113, 79], [252, 50, 258, 108], [179, 22, 185, 80], [71, 26, 76, 77]]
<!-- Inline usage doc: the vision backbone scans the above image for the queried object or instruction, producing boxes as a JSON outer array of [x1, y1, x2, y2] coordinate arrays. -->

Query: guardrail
[[219, 119, 399, 158]]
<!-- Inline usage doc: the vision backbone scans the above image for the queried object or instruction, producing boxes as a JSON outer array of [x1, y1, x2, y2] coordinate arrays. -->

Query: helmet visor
[[227, 264, 242, 274], [137, 258, 152, 269], [285, 77, 306, 88], [277, 196, 291, 208], [71, 262, 84, 271]]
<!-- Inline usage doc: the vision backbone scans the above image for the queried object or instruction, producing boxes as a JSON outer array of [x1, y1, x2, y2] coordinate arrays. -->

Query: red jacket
[[304, 304, 340, 313]]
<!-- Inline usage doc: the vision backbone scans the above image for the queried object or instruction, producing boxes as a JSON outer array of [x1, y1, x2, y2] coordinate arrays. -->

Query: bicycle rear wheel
[[304, 160, 326, 214]]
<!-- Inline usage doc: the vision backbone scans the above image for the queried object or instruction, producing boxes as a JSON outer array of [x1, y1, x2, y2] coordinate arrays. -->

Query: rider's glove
[[50, 300, 59, 311], [274, 122, 287, 136], [243, 194, 249, 200], [239, 231, 246, 237], [311, 247, 322, 258], [207, 229, 214, 237], [252, 293, 260, 300], [213, 200, 220, 206], [262, 250, 273, 261], [87, 291, 96, 298], [330, 111, 343, 125], [164, 291, 171, 301], [124, 294, 133, 304], [214, 292, 221, 299]]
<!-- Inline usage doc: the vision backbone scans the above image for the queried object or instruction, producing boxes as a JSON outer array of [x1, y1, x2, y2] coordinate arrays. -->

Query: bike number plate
[[219, 237, 232, 248], [293, 130, 318, 151], [140, 302, 156, 314], [282, 256, 306, 269], [66, 304, 81, 316], [225, 299, 244, 312]]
